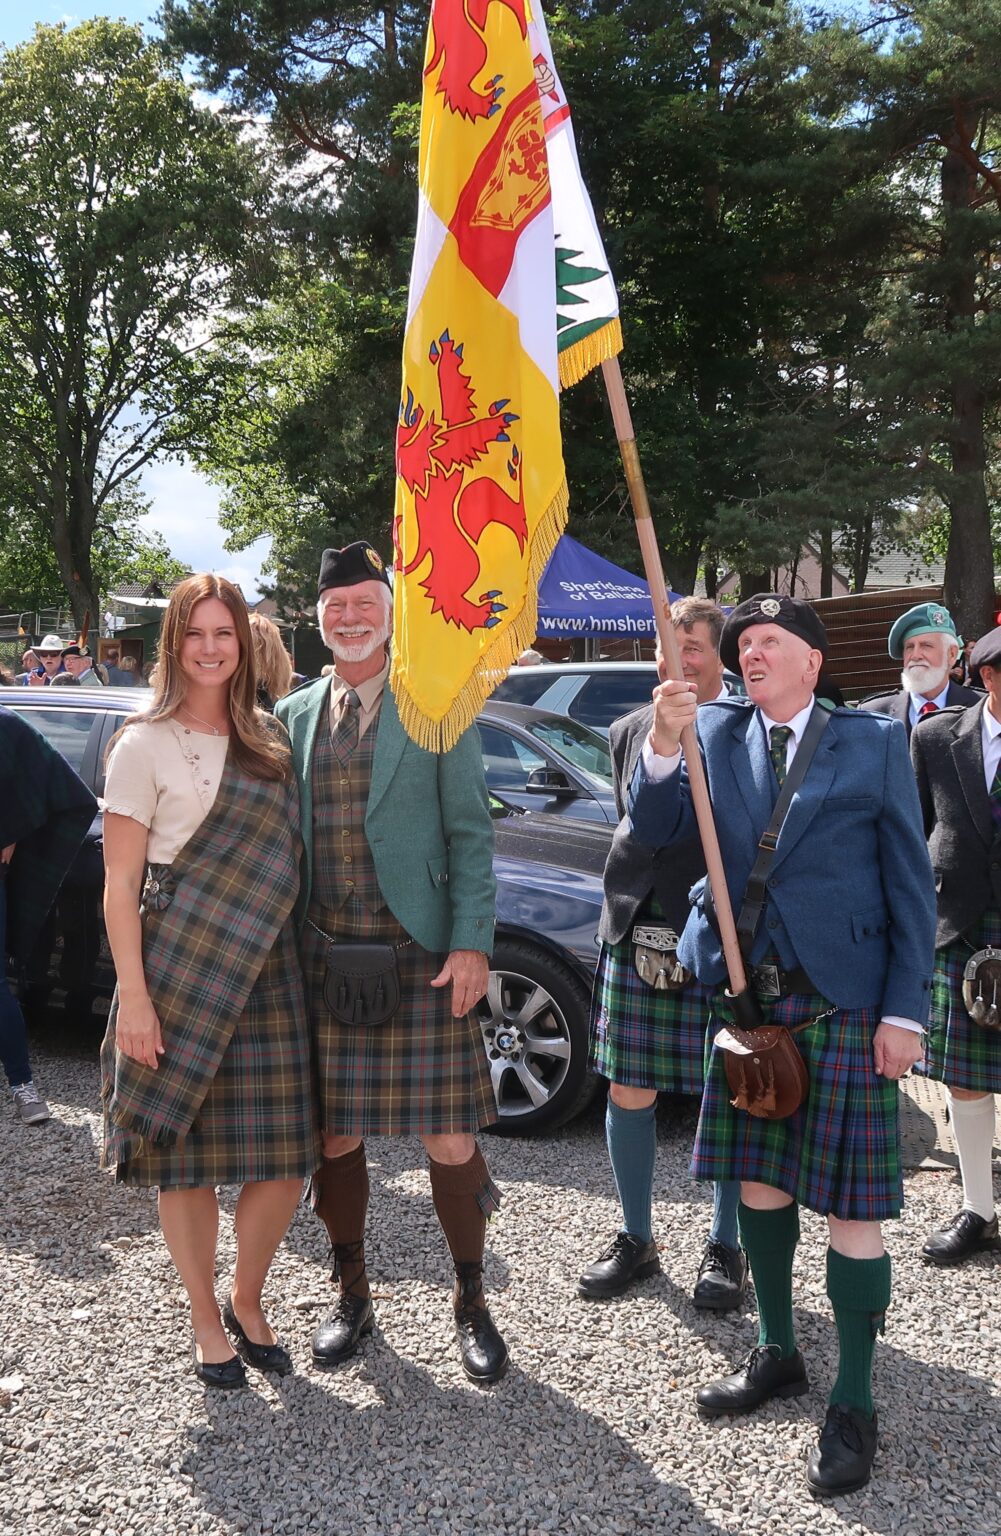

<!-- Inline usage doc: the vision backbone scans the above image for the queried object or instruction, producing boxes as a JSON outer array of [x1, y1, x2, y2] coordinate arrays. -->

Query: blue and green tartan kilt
[[588, 935, 709, 1096], [919, 910, 1001, 1093], [692, 989, 902, 1221]]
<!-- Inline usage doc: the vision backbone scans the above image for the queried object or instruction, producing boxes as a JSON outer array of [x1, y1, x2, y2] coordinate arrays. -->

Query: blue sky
[[1, 2, 271, 598]]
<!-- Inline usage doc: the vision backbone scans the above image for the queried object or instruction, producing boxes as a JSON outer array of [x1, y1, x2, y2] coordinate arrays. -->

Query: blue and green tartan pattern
[[692, 989, 902, 1221], [921, 909, 1001, 1093], [588, 931, 710, 1095]]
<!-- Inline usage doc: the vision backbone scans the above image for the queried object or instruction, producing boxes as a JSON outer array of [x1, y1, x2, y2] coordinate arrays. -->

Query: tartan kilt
[[109, 922, 320, 1191], [692, 989, 902, 1221], [920, 910, 1001, 1093], [588, 935, 709, 1095], [301, 920, 496, 1136]]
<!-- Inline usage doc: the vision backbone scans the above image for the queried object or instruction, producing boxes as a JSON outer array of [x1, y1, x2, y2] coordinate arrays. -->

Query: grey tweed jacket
[[910, 698, 1001, 947], [598, 702, 709, 945]]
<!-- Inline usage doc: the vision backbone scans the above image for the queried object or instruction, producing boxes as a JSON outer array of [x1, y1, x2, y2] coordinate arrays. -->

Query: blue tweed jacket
[[275, 675, 495, 956], [627, 698, 936, 1021]]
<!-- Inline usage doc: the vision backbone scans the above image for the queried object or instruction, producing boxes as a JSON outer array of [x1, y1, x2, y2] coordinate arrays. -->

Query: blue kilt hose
[[589, 897, 708, 1095], [920, 909, 1001, 1094], [692, 989, 902, 1222]]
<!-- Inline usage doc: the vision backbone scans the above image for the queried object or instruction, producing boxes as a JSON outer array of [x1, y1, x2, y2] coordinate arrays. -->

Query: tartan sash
[[103, 748, 303, 1153]]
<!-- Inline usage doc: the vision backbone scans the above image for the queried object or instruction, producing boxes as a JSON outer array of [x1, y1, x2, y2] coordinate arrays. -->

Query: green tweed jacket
[[275, 676, 496, 956]]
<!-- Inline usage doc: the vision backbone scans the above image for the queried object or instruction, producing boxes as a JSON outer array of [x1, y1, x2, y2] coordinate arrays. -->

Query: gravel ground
[[2, 1024, 1000, 1536]]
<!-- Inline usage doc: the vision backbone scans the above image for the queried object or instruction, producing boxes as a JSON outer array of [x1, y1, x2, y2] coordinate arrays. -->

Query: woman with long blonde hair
[[101, 574, 318, 1389], [249, 612, 295, 710]]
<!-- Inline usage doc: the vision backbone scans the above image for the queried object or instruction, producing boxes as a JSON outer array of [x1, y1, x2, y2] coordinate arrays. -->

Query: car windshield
[[524, 718, 613, 788]]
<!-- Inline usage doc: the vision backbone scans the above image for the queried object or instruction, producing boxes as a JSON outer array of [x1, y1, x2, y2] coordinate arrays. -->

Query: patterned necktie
[[919, 700, 939, 718], [769, 725, 793, 789], [333, 687, 361, 764]]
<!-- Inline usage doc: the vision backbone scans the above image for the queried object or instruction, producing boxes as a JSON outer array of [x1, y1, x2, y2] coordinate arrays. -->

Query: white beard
[[326, 616, 391, 665], [901, 661, 949, 698]]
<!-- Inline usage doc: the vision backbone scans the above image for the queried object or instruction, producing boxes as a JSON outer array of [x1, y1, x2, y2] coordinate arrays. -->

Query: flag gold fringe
[[391, 477, 570, 754], [558, 317, 623, 391]]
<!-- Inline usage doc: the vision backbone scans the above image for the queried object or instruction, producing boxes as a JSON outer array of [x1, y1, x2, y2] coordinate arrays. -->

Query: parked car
[[477, 700, 617, 823], [493, 659, 745, 736], [492, 661, 659, 734], [1, 686, 610, 1136]]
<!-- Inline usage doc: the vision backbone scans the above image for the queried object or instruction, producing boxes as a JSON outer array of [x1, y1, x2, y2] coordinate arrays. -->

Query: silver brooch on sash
[[962, 947, 1001, 1030]]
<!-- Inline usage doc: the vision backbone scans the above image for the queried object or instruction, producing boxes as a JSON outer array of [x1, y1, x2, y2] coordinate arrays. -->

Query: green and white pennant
[[529, 4, 622, 390]]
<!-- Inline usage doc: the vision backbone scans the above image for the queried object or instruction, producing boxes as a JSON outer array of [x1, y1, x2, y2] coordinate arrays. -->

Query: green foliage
[[165, 0, 1001, 632], [0, 19, 267, 626]]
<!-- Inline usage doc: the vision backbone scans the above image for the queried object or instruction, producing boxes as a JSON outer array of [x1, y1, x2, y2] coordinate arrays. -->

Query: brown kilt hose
[[305, 719, 494, 1136]]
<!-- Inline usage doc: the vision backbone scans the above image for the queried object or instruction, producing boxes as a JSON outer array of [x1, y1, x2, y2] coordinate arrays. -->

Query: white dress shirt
[[907, 681, 951, 729], [981, 698, 1001, 792]]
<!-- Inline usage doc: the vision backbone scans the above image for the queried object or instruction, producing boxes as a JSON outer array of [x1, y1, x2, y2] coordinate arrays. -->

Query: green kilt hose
[[301, 915, 495, 1136], [692, 989, 901, 1221], [107, 923, 318, 1190], [589, 937, 709, 1095], [921, 909, 1001, 1093]]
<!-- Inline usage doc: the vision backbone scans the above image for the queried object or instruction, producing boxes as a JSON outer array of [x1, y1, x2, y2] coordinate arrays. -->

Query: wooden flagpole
[[600, 356, 748, 997]]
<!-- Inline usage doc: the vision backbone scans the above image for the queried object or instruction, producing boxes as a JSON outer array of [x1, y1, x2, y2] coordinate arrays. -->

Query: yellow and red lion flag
[[391, 0, 569, 751]]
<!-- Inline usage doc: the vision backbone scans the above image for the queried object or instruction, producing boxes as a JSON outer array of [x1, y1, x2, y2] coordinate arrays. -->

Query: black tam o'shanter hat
[[720, 593, 829, 674], [317, 541, 392, 598]]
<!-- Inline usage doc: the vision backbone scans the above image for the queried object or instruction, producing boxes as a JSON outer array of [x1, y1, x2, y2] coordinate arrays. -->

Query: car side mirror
[[525, 766, 578, 797]]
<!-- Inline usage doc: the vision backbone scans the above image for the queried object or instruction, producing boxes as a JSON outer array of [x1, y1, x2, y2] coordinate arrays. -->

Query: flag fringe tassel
[[558, 318, 623, 391], [391, 477, 570, 754]]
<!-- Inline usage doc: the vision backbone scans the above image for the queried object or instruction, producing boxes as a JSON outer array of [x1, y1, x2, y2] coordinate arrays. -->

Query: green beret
[[887, 602, 958, 659]]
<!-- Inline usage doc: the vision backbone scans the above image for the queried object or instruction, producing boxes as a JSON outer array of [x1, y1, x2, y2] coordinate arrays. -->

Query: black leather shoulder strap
[[735, 704, 830, 954]]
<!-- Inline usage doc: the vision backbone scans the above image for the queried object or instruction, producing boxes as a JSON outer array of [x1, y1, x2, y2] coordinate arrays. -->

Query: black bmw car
[[2, 687, 612, 1135]]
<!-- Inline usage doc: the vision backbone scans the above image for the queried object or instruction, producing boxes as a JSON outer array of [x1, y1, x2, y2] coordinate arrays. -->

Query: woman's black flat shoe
[[191, 1343, 247, 1390], [223, 1302, 294, 1377]]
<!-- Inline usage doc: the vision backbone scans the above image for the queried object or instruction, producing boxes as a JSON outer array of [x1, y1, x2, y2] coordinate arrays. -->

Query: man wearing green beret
[[859, 602, 979, 741]]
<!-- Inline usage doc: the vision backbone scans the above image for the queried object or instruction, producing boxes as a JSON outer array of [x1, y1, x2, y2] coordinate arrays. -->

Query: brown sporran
[[714, 1021, 810, 1121]]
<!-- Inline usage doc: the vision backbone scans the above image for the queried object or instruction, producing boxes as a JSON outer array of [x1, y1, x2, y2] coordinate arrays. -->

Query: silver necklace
[[178, 705, 224, 736]]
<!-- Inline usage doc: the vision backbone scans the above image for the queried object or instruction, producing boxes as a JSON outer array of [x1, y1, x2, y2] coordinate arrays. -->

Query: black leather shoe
[[311, 1292, 374, 1367], [223, 1302, 293, 1376], [191, 1343, 247, 1391], [453, 1263, 508, 1386], [806, 1403, 878, 1496], [696, 1345, 808, 1418], [921, 1209, 1000, 1266], [578, 1232, 660, 1299], [692, 1240, 748, 1312]]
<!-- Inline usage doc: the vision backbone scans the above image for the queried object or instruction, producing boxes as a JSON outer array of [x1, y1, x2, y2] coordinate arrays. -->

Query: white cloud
[[138, 457, 270, 600]]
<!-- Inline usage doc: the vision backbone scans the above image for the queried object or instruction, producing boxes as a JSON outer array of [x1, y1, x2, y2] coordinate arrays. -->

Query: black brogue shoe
[[696, 1345, 808, 1418], [578, 1231, 660, 1299], [454, 1263, 508, 1386], [806, 1404, 878, 1497], [311, 1292, 374, 1367], [692, 1240, 749, 1312], [921, 1210, 1000, 1267]]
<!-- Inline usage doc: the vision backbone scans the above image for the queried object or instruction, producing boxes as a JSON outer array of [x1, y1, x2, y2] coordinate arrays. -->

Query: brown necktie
[[333, 688, 361, 763]]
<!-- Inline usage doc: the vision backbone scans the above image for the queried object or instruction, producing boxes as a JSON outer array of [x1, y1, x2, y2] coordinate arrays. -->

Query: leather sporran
[[714, 1019, 809, 1121], [323, 942, 401, 1027], [631, 924, 692, 991]]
